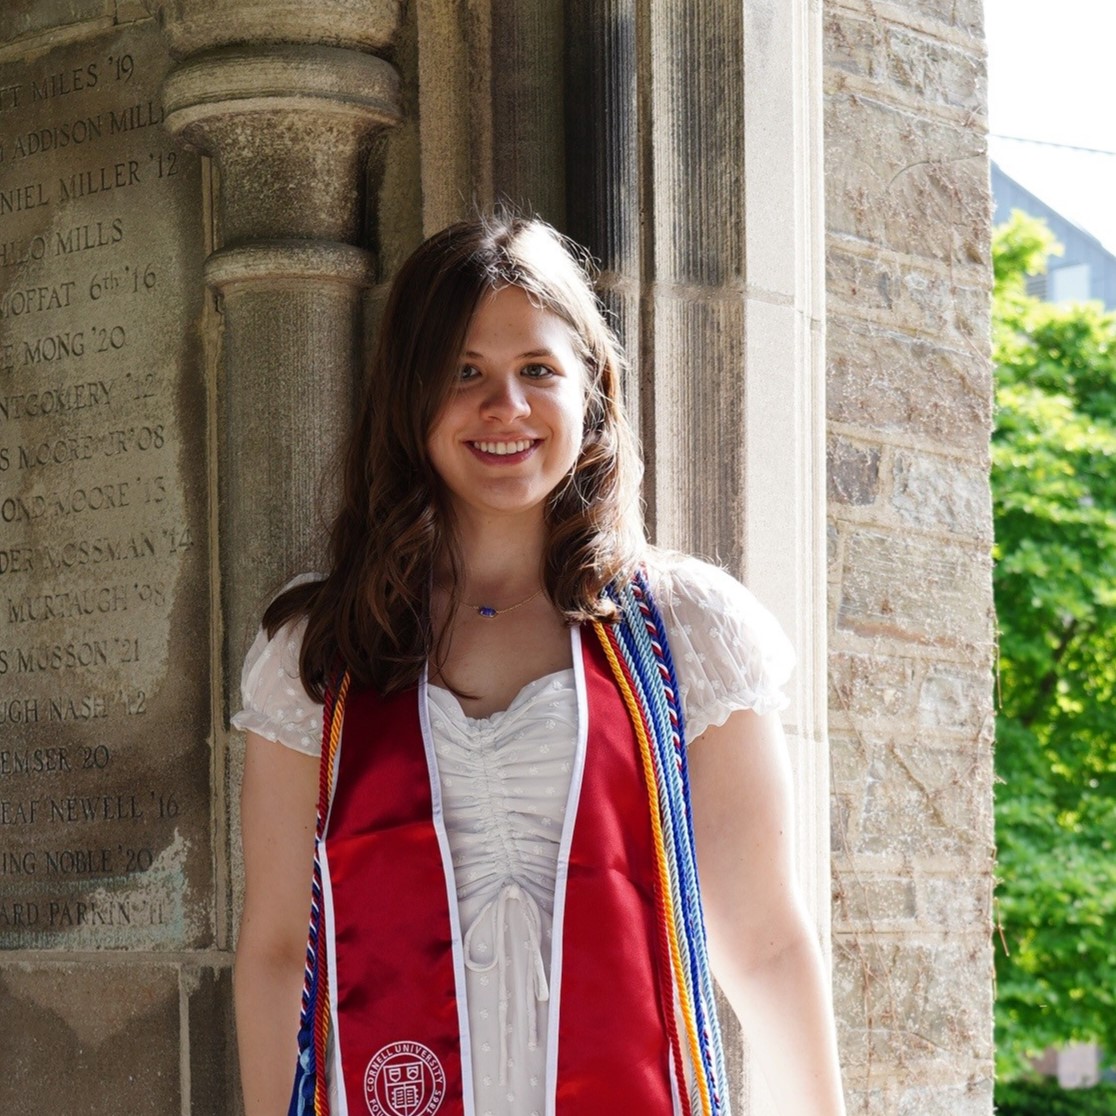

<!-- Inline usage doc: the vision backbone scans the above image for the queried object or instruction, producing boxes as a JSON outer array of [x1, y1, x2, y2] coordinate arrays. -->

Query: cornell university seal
[[364, 1041, 446, 1116]]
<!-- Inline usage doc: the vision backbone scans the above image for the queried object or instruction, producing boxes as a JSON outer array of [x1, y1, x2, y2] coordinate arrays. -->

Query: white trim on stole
[[418, 666, 477, 1116], [544, 626, 591, 1116], [320, 848, 349, 1116]]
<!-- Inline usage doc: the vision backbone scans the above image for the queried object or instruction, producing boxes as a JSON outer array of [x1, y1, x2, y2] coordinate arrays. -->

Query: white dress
[[232, 554, 794, 1116]]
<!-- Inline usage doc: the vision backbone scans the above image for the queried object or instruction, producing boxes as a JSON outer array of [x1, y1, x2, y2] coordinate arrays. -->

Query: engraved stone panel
[[0, 22, 211, 949]]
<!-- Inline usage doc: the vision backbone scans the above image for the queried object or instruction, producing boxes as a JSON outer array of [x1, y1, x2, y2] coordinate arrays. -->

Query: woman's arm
[[235, 730, 320, 1116], [688, 708, 847, 1115]]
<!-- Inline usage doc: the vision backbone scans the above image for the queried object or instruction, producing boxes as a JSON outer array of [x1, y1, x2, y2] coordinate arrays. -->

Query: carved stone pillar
[[152, 4, 402, 684], [413, 0, 566, 232], [150, 4, 402, 969], [566, 3, 827, 1112]]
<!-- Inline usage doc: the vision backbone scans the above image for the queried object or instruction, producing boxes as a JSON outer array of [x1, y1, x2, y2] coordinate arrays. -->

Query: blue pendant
[[477, 606, 498, 618]]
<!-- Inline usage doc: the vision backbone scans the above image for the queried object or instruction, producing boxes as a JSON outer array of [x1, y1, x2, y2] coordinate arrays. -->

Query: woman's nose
[[481, 375, 529, 419]]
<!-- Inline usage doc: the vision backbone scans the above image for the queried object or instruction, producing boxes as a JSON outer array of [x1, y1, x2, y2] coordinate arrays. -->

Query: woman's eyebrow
[[461, 348, 558, 359]]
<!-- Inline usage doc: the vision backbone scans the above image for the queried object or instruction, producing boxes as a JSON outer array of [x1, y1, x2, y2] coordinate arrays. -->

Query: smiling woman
[[230, 214, 846, 1116]]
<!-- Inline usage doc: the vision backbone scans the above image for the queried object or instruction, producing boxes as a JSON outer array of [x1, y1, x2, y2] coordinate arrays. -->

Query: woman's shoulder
[[231, 573, 325, 756], [641, 548, 796, 735], [644, 549, 781, 628]]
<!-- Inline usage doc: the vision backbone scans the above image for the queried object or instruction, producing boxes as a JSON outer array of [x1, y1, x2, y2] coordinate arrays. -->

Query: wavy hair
[[263, 213, 645, 699]]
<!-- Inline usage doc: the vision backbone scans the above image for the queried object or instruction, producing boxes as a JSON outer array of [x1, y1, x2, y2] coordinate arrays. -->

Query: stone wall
[[0, 9, 234, 1111], [823, 1, 996, 1111]]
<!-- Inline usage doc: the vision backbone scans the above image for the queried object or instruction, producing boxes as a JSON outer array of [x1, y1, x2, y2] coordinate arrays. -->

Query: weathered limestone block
[[833, 873, 918, 927], [894, 0, 984, 36], [895, 1080, 995, 1116], [845, 1079, 994, 1116], [826, 246, 989, 346], [824, 92, 989, 267], [828, 316, 992, 452], [891, 450, 992, 539], [872, 26, 983, 110], [828, 651, 921, 722], [148, 0, 399, 56], [839, 857, 995, 937], [825, 12, 984, 111], [837, 529, 993, 650], [917, 661, 995, 733], [918, 870, 993, 930], [827, 435, 881, 506], [833, 937, 993, 1070], [827, 729, 871, 790], [848, 735, 992, 860], [0, 964, 182, 1111]]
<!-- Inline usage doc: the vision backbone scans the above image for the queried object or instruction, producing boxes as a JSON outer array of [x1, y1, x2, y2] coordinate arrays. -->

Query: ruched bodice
[[429, 670, 576, 907]]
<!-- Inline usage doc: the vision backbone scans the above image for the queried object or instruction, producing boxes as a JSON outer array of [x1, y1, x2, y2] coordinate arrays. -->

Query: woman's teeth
[[473, 440, 533, 455]]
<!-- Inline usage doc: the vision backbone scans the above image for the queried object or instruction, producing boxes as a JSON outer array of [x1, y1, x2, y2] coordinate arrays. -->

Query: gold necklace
[[463, 587, 544, 619]]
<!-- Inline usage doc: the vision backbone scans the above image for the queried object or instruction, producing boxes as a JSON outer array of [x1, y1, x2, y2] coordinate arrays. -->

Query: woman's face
[[426, 285, 586, 533]]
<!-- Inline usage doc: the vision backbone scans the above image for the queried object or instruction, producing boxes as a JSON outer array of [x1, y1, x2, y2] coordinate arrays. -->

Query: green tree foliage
[[994, 212, 1116, 1077], [995, 1078, 1116, 1115]]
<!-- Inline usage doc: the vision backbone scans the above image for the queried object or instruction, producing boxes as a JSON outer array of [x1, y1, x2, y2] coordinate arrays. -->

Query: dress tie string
[[463, 881, 550, 1085]]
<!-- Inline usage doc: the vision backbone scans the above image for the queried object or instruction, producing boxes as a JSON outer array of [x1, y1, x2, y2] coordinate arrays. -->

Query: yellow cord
[[325, 670, 351, 798], [591, 624, 712, 1116]]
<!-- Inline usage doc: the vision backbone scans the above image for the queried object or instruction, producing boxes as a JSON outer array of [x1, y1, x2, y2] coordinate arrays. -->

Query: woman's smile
[[468, 438, 539, 460]]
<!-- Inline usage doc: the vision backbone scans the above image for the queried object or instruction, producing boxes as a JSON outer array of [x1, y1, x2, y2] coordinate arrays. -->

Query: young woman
[[233, 215, 846, 1116]]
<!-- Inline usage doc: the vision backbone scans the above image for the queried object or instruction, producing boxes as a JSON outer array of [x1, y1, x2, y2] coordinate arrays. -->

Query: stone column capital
[[161, 43, 401, 243], [146, 0, 402, 57], [204, 239, 377, 293], [162, 43, 400, 127]]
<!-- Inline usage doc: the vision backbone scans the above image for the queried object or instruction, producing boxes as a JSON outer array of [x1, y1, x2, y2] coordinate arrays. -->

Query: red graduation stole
[[318, 626, 680, 1115]]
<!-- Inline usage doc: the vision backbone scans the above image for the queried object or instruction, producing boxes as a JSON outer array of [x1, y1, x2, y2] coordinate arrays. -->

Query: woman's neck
[[444, 512, 547, 602]]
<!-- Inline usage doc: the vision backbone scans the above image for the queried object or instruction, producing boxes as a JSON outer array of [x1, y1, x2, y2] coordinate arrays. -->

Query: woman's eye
[[522, 363, 554, 379], [458, 364, 480, 381]]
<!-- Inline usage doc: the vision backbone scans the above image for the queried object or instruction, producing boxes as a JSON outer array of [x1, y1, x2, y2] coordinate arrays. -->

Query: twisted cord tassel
[[603, 620, 704, 1116], [634, 578, 731, 1106], [610, 574, 732, 1116], [593, 621, 708, 1116], [626, 576, 730, 1111], [608, 591, 712, 1112], [288, 669, 350, 1116]]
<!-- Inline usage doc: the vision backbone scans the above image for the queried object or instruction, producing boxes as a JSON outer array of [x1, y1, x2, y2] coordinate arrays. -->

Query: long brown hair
[[264, 213, 645, 699]]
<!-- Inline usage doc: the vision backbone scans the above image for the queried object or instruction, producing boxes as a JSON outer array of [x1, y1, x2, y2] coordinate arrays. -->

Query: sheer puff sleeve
[[230, 577, 324, 757], [647, 552, 796, 742]]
